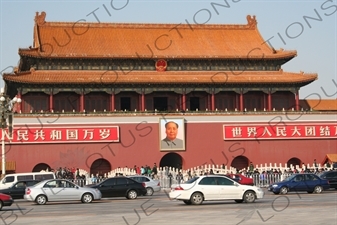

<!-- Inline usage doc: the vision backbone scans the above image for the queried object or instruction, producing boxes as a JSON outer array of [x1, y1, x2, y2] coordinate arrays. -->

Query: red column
[[240, 92, 244, 111], [110, 92, 115, 111], [141, 92, 145, 111], [49, 94, 53, 112], [268, 92, 272, 111], [211, 92, 215, 111], [295, 90, 300, 111], [80, 93, 84, 112], [182, 93, 186, 111]]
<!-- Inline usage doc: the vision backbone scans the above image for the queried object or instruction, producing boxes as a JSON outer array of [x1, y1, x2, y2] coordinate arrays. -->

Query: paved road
[[1, 189, 336, 225]]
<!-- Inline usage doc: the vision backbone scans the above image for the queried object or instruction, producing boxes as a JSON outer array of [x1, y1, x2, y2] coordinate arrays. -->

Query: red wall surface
[[5, 121, 337, 173]]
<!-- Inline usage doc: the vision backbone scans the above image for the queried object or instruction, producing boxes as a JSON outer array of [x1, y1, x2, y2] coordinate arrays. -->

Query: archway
[[159, 153, 183, 169], [231, 156, 249, 171], [32, 163, 51, 172], [90, 158, 111, 177], [287, 157, 301, 168]]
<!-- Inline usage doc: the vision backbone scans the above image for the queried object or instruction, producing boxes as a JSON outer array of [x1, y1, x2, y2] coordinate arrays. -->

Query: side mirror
[[234, 183, 239, 187]]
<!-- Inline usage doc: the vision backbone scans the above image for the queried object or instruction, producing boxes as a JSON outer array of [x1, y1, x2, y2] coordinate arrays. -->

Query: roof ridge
[[35, 11, 257, 30], [42, 21, 255, 30]]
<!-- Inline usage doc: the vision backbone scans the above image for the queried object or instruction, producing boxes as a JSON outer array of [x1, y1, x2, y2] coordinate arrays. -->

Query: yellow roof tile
[[19, 12, 297, 60]]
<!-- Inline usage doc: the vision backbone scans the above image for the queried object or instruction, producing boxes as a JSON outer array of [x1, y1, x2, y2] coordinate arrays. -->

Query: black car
[[88, 177, 147, 199], [319, 170, 337, 189], [0, 180, 41, 199]]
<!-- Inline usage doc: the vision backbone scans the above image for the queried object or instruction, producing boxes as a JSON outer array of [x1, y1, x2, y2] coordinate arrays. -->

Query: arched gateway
[[90, 158, 111, 177], [159, 153, 183, 170], [231, 156, 249, 171], [32, 163, 51, 172], [287, 157, 301, 168]]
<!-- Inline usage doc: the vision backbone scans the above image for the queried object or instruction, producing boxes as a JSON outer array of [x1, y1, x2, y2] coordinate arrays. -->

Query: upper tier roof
[[18, 12, 297, 60]]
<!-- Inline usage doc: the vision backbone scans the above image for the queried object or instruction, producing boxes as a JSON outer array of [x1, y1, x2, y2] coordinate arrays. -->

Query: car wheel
[[243, 191, 256, 203], [183, 200, 192, 205], [0, 200, 3, 210], [235, 200, 243, 203], [81, 193, 93, 203], [35, 195, 47, 205], [314, 186, 323, 194], [280, 186, 288, 195], [190, 192, 203, 205], [146, 187, 154, 196], [127, 190, 138, 199]]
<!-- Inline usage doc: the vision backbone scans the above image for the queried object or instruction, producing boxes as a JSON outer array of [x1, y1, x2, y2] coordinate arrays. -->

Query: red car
[[226, 174, 254, 186], [0, 193, 14, 210]]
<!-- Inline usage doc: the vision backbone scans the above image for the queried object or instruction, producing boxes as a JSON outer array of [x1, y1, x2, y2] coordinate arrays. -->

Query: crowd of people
[[132, 163, 159, 178], [52, 167, 86, 180], [49, 159, 335, 186], [240, 161, 335, 177]]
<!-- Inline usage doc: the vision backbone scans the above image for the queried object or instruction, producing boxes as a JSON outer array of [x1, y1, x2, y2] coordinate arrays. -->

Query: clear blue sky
[[1, 0, 336, 99]]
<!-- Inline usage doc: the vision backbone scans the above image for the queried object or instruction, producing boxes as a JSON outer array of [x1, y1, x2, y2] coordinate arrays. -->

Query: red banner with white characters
[[223, 124, 337, 140], [1, 125, 119, 144]]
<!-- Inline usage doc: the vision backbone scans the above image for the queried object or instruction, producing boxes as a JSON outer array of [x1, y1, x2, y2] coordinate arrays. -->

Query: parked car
[[0, 193, 13, 210], [87, 176, 147, 199], [0, 172, 55, 189], [225, 174, 254, 186], [268, 173, 330, 194], [319, 170, 337, 189], [24, 179, 102, 205], [0, 180, 41, 199], [128, 175, 161, 196], [169, 175, 264, 205]]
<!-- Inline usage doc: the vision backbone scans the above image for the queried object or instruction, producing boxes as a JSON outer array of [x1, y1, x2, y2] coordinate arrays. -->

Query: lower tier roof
[[3, 69, 317, 85]]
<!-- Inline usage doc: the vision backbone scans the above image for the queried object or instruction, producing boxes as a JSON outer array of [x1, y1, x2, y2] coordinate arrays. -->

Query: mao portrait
[[159, 118, 185, 151]]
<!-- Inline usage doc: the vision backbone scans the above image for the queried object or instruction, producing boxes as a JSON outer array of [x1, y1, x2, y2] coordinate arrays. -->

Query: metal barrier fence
[[67, 173, 293, 188], [68, 178, 106, 187], [250, 173, 292, 187], [158, 173, 293, 188]]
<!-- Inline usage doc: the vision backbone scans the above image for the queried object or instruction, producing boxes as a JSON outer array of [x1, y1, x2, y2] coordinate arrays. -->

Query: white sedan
[[24, 179, 102, 205], [169, 175, 264, 205]]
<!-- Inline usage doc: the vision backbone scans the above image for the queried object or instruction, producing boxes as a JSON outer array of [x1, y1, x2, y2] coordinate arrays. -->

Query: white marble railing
[[58, 162, 333, 182]]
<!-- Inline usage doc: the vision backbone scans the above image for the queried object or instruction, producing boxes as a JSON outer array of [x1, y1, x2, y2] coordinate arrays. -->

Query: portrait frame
[[159, 118, 185, 151]]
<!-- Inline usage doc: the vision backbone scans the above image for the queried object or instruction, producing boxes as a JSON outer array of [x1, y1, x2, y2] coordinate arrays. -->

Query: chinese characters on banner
[[1, 126, 119, 144], [223, 124, 337, 140]]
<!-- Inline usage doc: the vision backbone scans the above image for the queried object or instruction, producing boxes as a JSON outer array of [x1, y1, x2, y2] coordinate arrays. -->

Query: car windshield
[[318, 172, 327, 177], [184, 177, 199, 184], [30, 180, 44, 187], [9, 182, 17, 188], [282, 174, 296, 182]]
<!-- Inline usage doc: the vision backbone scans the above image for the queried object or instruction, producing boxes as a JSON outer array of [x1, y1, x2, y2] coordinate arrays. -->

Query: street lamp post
[[0, 88, 21, 176]]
